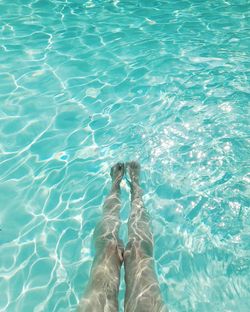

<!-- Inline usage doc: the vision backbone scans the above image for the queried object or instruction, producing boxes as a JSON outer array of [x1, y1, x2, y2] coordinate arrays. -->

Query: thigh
[[79, 240, 123, 312], [124, 241, 167, 312]]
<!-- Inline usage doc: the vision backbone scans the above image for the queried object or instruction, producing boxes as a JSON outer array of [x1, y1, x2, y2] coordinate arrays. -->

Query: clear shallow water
[[0, 0, 249, 311]]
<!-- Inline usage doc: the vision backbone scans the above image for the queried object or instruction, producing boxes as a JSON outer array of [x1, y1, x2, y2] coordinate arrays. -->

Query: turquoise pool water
[[0, 0, 249, 311]]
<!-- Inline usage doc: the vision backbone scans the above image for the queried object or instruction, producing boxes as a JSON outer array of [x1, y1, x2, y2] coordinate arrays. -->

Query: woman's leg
[[124, 161, 167, 312], [79, 163, 124, 312]]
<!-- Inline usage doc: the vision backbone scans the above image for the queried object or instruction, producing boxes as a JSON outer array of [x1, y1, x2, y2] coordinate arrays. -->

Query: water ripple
[[0, 0, 249, 311]]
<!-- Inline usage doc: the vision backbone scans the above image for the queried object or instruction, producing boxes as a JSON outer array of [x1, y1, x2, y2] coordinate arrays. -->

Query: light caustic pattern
[[0, 0, 249, 311]]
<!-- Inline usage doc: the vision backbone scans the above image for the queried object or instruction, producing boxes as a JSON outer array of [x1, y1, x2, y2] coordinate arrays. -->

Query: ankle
[[131, 179, 139, 188], [111, 182, 121, 192]]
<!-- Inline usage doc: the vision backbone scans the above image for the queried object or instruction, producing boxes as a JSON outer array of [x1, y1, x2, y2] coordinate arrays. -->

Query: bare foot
[[110, 162, 125, 187]]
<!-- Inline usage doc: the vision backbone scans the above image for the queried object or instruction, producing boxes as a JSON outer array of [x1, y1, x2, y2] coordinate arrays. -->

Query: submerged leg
[[79, 163, 124, 312], [124, 161, 167, 312]]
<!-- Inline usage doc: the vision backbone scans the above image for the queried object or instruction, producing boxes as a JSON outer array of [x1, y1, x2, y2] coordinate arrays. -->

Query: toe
[[110, 162, 124, 179], [130, 161, 140, 170]]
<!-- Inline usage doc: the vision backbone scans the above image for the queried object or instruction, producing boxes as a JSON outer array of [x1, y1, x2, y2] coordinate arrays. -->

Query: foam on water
[[0, 0, 249, 311]]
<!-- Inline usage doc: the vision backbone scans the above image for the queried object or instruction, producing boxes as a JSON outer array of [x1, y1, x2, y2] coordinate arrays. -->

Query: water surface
[[0, 0, 249, 311]]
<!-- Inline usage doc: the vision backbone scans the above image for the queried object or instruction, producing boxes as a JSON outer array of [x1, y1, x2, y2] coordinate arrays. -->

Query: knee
[[95, 232, 119, 247], [95, 237, 124, 263], [125, 238, 153, 260]]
